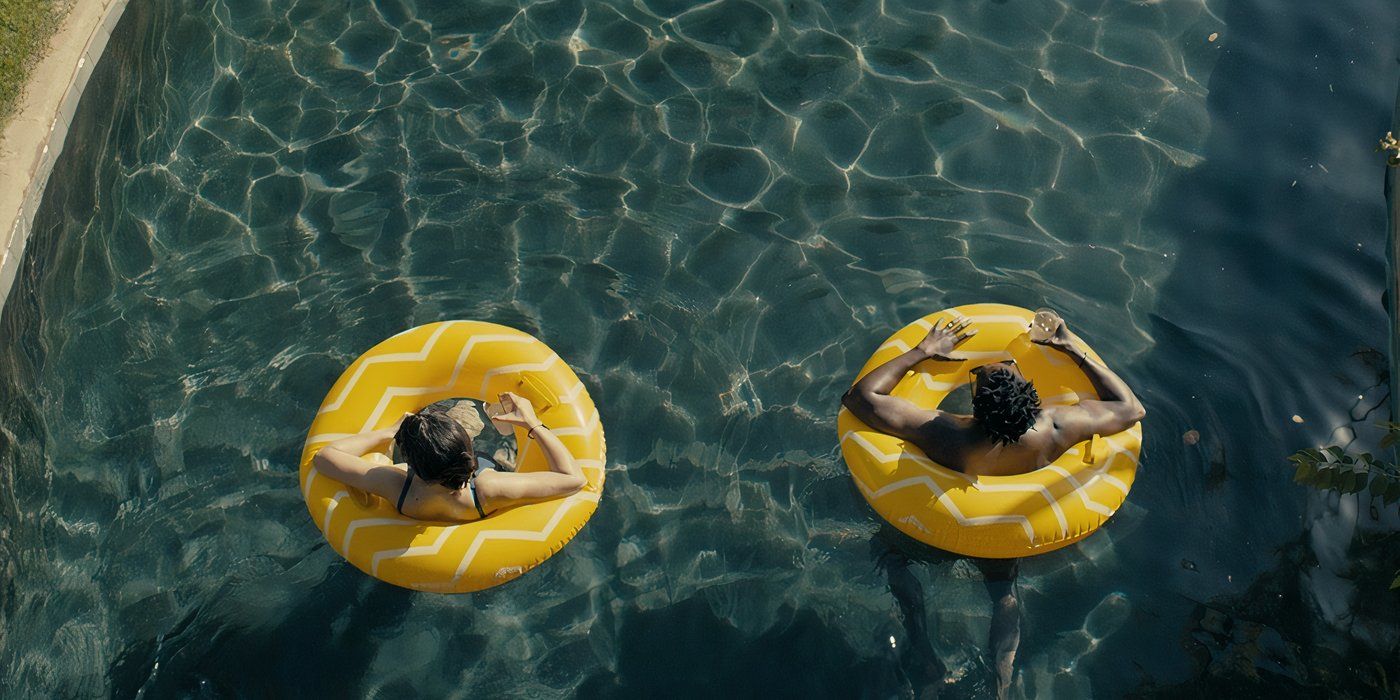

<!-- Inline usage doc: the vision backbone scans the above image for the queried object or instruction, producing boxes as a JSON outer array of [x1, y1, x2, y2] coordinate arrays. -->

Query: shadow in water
[[577, 596, 898, 699], [108, 564, 422, 696]]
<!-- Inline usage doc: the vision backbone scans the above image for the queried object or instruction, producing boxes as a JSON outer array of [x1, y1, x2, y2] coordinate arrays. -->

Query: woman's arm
[[841, 318, 976, 440], [311, 416, 408, 498], [317, 427, 396, 460], [477, 393, 587, 502]]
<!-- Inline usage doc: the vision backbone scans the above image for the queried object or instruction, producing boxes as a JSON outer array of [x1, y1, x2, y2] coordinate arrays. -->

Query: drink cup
[[1028, 308, 1062, 343], [484, 399, 513, 435]]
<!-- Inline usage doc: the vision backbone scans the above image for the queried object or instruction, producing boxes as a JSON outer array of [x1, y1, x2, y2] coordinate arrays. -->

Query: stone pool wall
[[0, 0, 130, 321]]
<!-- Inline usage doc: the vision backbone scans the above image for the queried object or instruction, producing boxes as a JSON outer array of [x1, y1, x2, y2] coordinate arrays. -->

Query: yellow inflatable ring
[[299, 321, 605, 593], [838, 303, 1142, 558]]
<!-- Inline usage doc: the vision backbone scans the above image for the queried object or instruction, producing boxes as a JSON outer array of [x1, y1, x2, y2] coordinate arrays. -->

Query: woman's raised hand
[[492, 392, 541, 429]]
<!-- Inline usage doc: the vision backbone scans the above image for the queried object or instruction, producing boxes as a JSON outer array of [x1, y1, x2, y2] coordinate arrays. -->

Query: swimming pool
[[1, 0, 1396, 695]]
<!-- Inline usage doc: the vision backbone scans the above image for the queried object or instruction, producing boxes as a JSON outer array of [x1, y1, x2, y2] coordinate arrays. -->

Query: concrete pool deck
[[0, 0, 129, 320]]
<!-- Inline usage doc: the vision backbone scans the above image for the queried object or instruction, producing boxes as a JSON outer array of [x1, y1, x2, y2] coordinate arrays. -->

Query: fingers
[[953, 328, 978, 345], [936, 316, 974, 333]]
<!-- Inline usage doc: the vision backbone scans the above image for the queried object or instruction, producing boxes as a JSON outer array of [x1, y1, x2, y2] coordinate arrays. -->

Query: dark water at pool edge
[[1, 0, 1398, 697], [1125, 0, 1399, 693]]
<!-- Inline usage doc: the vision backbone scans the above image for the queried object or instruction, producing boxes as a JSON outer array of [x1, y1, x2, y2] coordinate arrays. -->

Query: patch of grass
[[0, 0, 70, 127]]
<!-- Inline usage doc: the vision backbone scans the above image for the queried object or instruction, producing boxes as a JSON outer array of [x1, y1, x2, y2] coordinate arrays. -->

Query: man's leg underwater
[[976, 558, 1021, 699], [873, 537, 947, 693]]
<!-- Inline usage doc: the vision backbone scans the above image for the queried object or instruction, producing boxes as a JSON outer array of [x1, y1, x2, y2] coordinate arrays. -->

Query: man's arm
[[1037, 326, 1146, 443], [841, 318, 976, 441]]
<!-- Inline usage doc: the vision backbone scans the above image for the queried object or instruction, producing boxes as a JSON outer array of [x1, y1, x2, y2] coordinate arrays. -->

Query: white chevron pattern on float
[[852, 472, 1037, 541], [917, 375, 963, 393], [449, 490, 602, 584], [303, 466, 320, 499], [551, 408, 599, 437], [324, 490, 349, 532], [319, 323, 457, 414], [1063, 435, 1140, 496], [911, 313, 1029, 331], [559, 380, 587, 406], [305, 432, 356, 446], [876, 337, 1014, 363], [342, 516, 420, 552], [362, 490, 601, 581], [371, 526, 458, 576], [359, 334, 538, 433], [840, 430, 1065, 539], [1042, 466, 1117, 517]]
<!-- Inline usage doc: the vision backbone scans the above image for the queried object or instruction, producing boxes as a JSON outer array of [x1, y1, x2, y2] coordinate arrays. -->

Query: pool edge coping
[[0, 0, 131, 322]]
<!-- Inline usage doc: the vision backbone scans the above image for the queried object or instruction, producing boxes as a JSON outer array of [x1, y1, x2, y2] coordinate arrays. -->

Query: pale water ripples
[[0, 0, 1395, 696]]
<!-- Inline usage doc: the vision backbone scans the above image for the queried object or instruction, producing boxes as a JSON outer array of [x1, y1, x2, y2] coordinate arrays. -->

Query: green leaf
[[1293, 461, 1316, 484], [1381, 432, 1397, 449], [1370, 474, 1390, 498], [1338, 470, 1360, 492], [1316, 465, 1342, 491], [1345, 469, 1364, 494], [1392, 571, 1400, 590], [1325, 446, 1348, 461], [1353, 469, 1373, 494], [1386, 478, 1400, 505]]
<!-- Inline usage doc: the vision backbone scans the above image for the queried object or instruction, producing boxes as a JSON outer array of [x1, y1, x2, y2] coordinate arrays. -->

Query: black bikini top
[[395, 457, 497, 519]]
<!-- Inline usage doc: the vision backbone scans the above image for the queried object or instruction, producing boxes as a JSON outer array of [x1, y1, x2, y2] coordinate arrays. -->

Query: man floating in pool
[[841, 314, 1145, 698], [840, 316, 1146, 477]]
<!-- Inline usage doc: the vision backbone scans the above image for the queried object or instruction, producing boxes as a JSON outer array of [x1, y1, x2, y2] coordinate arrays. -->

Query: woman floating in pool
[[313, 392, 586, 521]]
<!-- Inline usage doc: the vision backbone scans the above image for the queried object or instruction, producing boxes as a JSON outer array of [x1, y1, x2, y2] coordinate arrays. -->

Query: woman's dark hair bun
[[394, 407, 474, 489]]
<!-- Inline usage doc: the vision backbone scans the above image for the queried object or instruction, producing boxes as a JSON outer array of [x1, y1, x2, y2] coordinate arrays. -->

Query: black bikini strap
[[469, 475, 488, 519], [395, 468, 414, 515]]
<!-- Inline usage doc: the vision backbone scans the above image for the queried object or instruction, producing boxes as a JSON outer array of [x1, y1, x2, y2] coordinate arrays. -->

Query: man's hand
[[916, 317, 976, 361], [1031, 319, 1079, 354]]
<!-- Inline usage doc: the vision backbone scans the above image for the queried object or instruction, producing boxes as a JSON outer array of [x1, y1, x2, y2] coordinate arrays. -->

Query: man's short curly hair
[[971, 367, 1042, 446]]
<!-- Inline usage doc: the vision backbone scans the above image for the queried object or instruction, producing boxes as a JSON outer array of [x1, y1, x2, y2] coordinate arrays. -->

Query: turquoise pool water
[[1, 0, 1396, 696]]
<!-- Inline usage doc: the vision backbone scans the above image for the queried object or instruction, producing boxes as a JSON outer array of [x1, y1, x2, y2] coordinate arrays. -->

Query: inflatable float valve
[[1082, 434, 1099, 465], [517, 373, 561, 414]]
